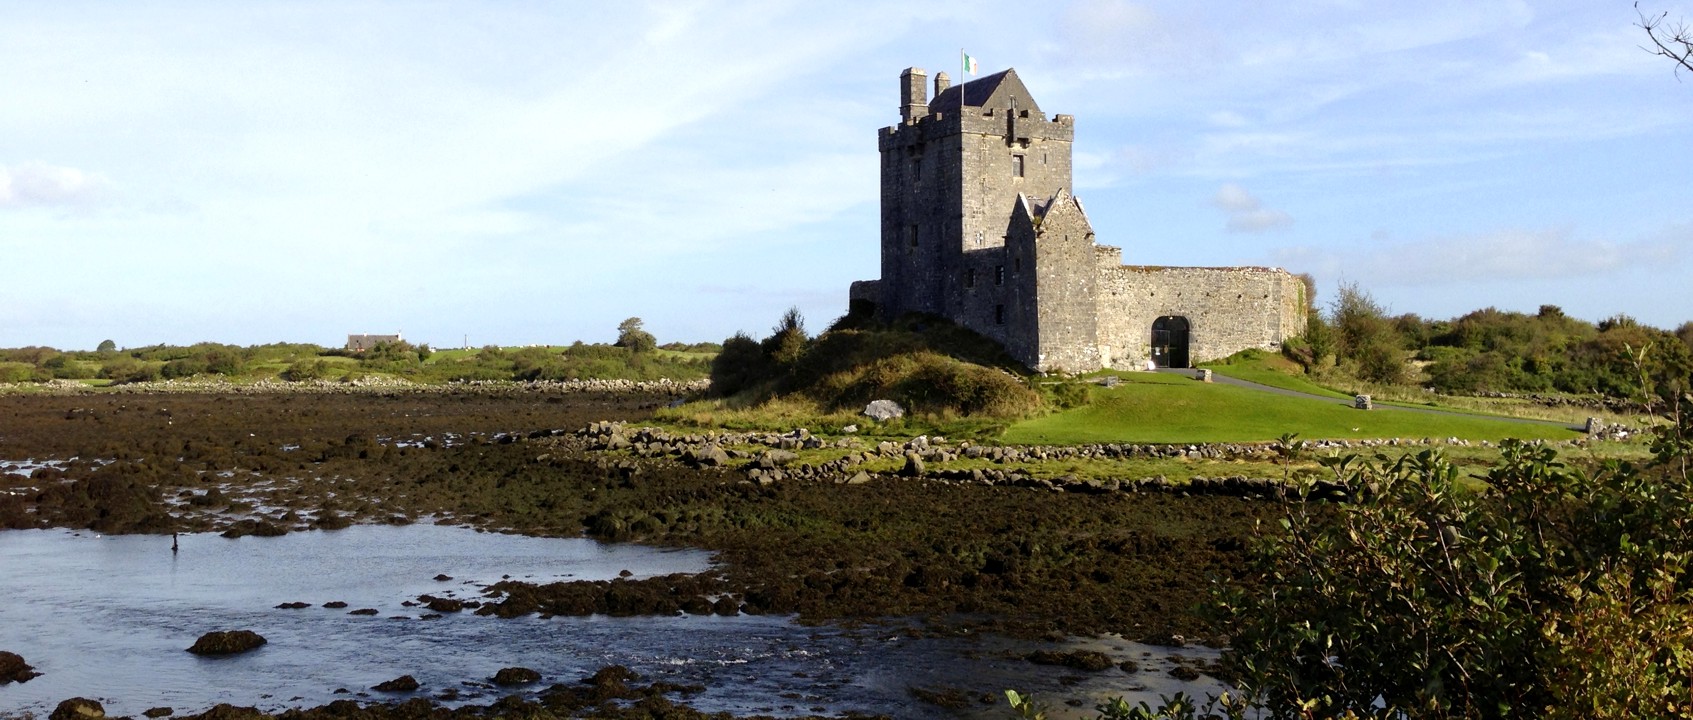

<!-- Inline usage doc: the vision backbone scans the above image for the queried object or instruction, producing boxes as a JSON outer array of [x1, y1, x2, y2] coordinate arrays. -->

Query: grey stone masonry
[[856, 65, 1306, 373]]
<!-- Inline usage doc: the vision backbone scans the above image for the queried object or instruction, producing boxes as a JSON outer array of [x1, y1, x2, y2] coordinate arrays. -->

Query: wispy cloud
[[0, 162, 109, 208], [1274, 225, 1683, 287], [1212, 183, 1292, 233]]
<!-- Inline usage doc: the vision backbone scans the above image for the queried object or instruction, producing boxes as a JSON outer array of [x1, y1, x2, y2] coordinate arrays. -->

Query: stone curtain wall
[[1093, 265, 1305, 370]]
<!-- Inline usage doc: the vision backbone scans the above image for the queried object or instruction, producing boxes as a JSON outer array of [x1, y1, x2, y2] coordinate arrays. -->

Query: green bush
[[1214, 411, 1693, 718]]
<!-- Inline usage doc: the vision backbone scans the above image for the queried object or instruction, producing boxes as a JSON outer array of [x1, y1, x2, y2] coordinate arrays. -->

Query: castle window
[[995, 265, 1005, 285], [909, 224, 919, 248], [1014, 257, 1022, 272], [965, 268, 976, 288], [1012, 154, 1025, 178], [995, 304, 1005, 324], [913, 158, 921, 184]]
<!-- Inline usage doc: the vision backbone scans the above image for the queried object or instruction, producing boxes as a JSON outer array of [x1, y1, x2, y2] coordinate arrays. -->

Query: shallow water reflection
[[0, 525, 1224, 718]]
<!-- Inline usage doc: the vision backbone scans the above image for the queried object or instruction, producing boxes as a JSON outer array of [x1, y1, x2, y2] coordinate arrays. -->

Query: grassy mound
[[670, 312, 1042, 434]]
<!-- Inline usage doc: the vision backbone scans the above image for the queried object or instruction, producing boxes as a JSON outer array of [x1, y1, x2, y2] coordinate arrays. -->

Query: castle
[[849, 67, 1306, 373]]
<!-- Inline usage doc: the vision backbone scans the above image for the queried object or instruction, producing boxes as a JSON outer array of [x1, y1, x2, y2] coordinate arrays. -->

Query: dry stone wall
[[1094, 265, 1305, 370]]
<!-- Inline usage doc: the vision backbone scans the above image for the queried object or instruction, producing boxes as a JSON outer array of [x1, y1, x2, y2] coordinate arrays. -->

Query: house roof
[[928, 68, 1042, 115]]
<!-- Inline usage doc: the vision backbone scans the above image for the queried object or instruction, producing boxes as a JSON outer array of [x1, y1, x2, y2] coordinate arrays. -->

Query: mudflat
[[0, 389, 1273, 717]]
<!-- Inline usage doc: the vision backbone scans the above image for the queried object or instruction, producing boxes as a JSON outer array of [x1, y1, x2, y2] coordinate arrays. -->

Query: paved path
[[1153, 368, 1585, 432]]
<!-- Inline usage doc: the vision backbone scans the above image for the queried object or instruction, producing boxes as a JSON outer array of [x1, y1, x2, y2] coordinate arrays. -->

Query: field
[[1003, 372, 1581, 445]]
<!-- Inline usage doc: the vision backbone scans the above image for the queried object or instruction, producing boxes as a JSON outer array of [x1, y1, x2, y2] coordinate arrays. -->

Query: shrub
[[1216, 410, 1693, 719]]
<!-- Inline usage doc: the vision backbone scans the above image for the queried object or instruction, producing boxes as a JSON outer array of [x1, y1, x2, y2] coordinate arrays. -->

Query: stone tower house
[[851, 66, 1306, 373]]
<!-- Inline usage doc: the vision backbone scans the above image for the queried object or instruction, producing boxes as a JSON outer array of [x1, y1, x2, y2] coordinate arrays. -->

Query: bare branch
[[1637, 2, 1693, 79]]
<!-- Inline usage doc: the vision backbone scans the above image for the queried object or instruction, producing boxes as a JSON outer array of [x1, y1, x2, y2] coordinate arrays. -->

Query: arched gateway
[[1150, 316, 1190, 368]]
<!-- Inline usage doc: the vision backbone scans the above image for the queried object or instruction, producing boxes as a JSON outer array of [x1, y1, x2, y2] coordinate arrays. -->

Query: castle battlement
[[855, 65, 1305, 373]]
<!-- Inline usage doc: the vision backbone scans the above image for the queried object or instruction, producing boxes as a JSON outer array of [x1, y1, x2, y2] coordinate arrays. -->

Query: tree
[[761, 307, 809, 368], [615, 317, 656, 354], [96, 339, 116, 354], [1638, 3, 1693, 77]]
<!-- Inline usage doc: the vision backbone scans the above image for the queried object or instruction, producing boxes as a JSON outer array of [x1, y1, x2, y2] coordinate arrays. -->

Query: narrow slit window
[[995, 304, 1005, 324], [995, 265, 1005, 285], [909, 224, 919, 248], [1011, 154, 1025, 178], [965, 268, 976, 288]]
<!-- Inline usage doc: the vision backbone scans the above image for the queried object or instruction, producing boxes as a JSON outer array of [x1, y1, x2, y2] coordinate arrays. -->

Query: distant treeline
[[1287, 283, 1693, 401], [0, 325, 719, 385]]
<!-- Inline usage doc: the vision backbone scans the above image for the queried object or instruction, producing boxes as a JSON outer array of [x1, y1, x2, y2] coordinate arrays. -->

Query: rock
[[51, 698, 105, 720], [1025, 649, 1115, 672], [0, 650, 40, 683], [143, 708, 174, 718], [899, 452, 925, 477], [844, 471, 872, 485], [491, 666, 541, 686], [754, 449, 798, 469], [433, 574, 453, 581], [348, 608, 380, 616], [274, 602, 310, 609], [186, 630, 267, 656], [862, 399, 905, 422], [841, 424, 859, 434], [373, 674, 419, 692], [1354, 394, 1373, 410], [691, 444, 730, 468], [425, 596, 464, 612]]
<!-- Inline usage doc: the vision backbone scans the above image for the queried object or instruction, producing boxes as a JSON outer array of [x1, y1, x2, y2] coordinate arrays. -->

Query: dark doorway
[[1151, 316, 1190, 368]]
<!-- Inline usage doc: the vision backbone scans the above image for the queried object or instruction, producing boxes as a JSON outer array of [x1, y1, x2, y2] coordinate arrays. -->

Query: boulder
[[187, 630, 267, 656], [0, 650, 40, 683], [899, 453, 925, 477], [862, 399, 905, 422], [51, 698, 105, 720], [373, 674, 419, 692], [143, 709, 174, 718], [690, 444, 730, 468], [491, 666, 541, 686]]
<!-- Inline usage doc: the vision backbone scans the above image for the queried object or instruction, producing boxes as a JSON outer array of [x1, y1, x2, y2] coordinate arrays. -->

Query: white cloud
[[1211, 182, 1293, 233], [1293, 226, 1682, 287], [0, 162, 109, 208]]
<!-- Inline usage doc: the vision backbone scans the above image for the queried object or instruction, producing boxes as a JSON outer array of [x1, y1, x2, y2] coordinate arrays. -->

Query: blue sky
[[3, 1, 1691, 350]]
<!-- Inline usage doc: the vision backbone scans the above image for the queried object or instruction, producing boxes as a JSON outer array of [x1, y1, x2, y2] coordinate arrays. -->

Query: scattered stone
[[1168, 665, 1202, 681], [491, 666, 541, 686], [1025, 649, 1115, 672], [0, 650, 40, 683], [348, 608, 380, 616], [862, 399, 905, 422], [425, 596, 464, 612], [373, 674, 419, 692], [143, 709, 174, 718], [51, 698, 105, 720], [323, 601, 348, 609], [433, 574, 453, 582], [187, 630, 267, 656], [899, 452, 925, 477], [841, 424, 858, 434], [1354, 394, 1373, 410], [844, 470, 872, 485], [274, 602, 310, 609]]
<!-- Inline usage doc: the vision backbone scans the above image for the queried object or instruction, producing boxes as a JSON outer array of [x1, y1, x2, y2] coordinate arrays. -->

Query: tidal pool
[[0, 524, 1225, 718]]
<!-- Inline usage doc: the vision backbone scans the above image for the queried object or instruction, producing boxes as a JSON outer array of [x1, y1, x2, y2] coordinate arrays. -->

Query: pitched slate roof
[[928, 69, 1035, 115]]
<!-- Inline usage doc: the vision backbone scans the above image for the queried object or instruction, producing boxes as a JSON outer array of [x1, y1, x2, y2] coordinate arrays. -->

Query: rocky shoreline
[[0, 390, 1286, 717]]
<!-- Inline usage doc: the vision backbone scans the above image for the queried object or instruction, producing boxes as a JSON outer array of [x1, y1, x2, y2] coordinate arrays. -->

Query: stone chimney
[[900, 67, 928, 124], [934, 71, 950, 99]]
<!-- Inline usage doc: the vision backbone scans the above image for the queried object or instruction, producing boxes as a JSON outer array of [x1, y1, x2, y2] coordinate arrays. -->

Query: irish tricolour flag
[[963, 51, 978, 76]]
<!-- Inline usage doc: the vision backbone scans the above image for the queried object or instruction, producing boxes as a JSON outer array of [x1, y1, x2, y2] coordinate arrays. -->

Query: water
[[0, 525, 1226, 718]]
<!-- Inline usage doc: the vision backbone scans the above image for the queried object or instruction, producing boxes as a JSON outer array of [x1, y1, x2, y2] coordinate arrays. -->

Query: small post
[[1354, 394, 1373, 411], [1197, 369, 1213, 383]]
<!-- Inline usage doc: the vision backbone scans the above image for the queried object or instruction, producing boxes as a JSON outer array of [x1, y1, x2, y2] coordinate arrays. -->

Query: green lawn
[[1002, 372, 1580, 444]]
